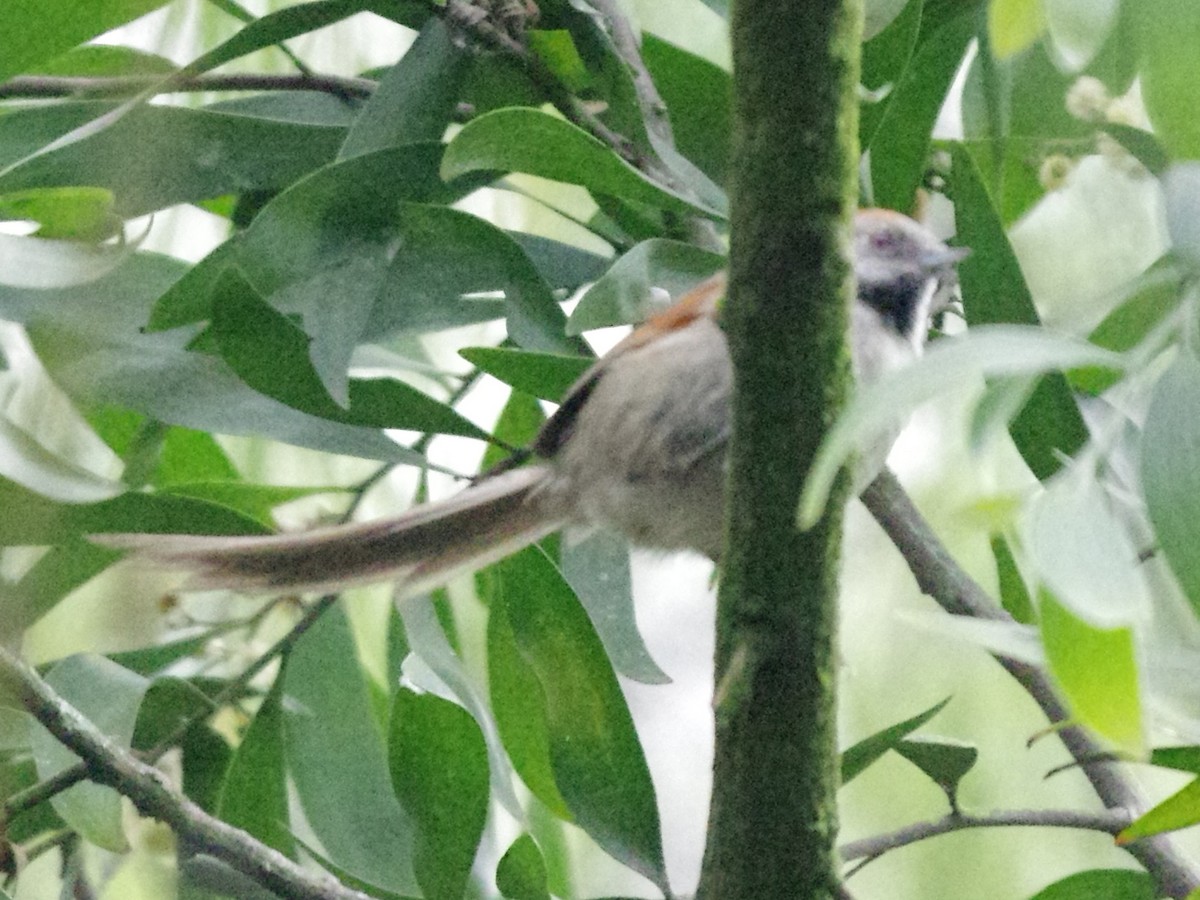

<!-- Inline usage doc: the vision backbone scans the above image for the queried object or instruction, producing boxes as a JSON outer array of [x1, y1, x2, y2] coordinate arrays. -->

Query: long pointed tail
[[93, 466, 563, 595]]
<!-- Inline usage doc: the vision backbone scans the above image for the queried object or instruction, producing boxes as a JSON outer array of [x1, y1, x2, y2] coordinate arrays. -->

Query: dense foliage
[[2, 0, 1200, 898]]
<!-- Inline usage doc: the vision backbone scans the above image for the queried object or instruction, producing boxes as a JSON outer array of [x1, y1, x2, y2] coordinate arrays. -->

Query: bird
[[93, 209, 967, 596]]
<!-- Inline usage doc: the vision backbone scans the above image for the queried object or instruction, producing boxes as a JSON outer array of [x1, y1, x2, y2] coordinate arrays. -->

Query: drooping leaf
[[988, 0, 1046, 59], [458, 347, 591, 401], [800, 326, 1121, 527], [0, 102, 345, 217], [949, 144, 1090, 479], [1039, 588, 1144, 756], [1136, 0, 1200, 160], [441, 108, 725, 220], [389, 690, 490, 900], [1141, 352, 1200, 617], [0, 0, 172, 83], [209, 267, 489, 439], [867, 4, 976, 210], [283, 604, 419, 894], [339, 18, 468, 159], [641, 35, 732, 184], [990, 534, 1035, 624], [566, 238, 724, 334], [493, 546, 667, 887], [216, 671, 294, 854], [366, 203, 580, 354], [486, 593, 572, 821], [560, 529, 671, 685], [840, 697, 950, 784], [496, 834, 552, 900]]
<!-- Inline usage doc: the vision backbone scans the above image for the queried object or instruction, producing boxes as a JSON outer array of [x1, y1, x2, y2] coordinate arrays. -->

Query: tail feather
[[93, 466, 563, 595]]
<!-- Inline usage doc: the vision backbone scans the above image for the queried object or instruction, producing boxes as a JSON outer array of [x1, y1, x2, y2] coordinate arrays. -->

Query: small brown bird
[[95, 209, 966, 595]]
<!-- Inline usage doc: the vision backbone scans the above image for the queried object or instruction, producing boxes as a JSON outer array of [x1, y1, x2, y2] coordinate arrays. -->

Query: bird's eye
[[870, 230, 898, 252]]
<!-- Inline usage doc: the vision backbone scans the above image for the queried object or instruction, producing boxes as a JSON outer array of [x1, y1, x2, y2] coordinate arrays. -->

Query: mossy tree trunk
[[697, 0, 863, 897]]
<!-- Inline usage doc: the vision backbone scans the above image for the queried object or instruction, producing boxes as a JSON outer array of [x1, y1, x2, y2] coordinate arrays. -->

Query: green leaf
[[561, 530, 671, 685], [841, 697, 950, 784], [366, 203, 580, 354], [210, 268, 489, 439], [486, 593, 572, 820], [339, 19, 468, 159], [458, 347, 591, 401], [0, 411, 122, 503], [0, 102, 344, 218], [988, 0, 1047, 58], [283, 604, 419, 895], [107, 632, 224, 678], [1126, 776, 1200, 843], [1043, 0, 1119, 69], [0, 478, 265, 541], [7, 539, 120, 634], [234, 144, 489, 300], [800, 326, 1121, 527], [184, 0, 425, 77], [861, 0, 923, 149], [1028, 869, 1157, 899], [496, 835, 552, 900], [0, 253, 428, 464], [1072, 261, 1181, 394], [1024, 467, 1148, 624], [566, 238, 725, 334], [0, 0, 172, 83], [162, 481, 345, 527], [0, 187, 119, 241], [1141, 353, 1200, 617], [1151, 746, 1200, 775], [395, 597, 523, 816], [508, 232, 612, 289], [991, 534, 1035, 624], [1039, 588, 1144, 756], [32, 44, 178, 78], [492, 546, 667, 889], [949, 144, 1090, 479], [1136, 0, 1200, 159], [441, 108, 724, 220], [867, 5, 976, 210], [894, 736, 978, 805], [29, 655, 150, 852], [0, 232, 134, 290], [389, 690, 490, 900], [641, 35, 732, 184]]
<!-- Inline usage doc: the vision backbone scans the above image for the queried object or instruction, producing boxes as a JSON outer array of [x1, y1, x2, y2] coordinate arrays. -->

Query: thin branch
[[439, 0, 643, 168], [3, 373, 485, 826], [839, 807, 1131, 874], [583, 0, 723, 251], [586, 0, 673, 146], [0, 645, 373, 900], [860, 470, 1200, 898], [0, 73, 376, 100]]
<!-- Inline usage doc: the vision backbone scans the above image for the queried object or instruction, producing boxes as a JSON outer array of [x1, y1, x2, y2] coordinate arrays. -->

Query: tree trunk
[[697, 0, 863, 897]]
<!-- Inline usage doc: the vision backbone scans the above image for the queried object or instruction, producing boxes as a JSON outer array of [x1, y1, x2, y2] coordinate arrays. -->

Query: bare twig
[[0, 645, 373, 900], [860, 470, 1200, 898], [0, 73, 376, 100], [585, 0, 674, 148], [839, 807, 1131, 875], [583, 0, 723, 251]]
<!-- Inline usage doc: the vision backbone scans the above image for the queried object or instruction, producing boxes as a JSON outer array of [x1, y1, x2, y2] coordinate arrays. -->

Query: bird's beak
[[921, 245, 971, 270]]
